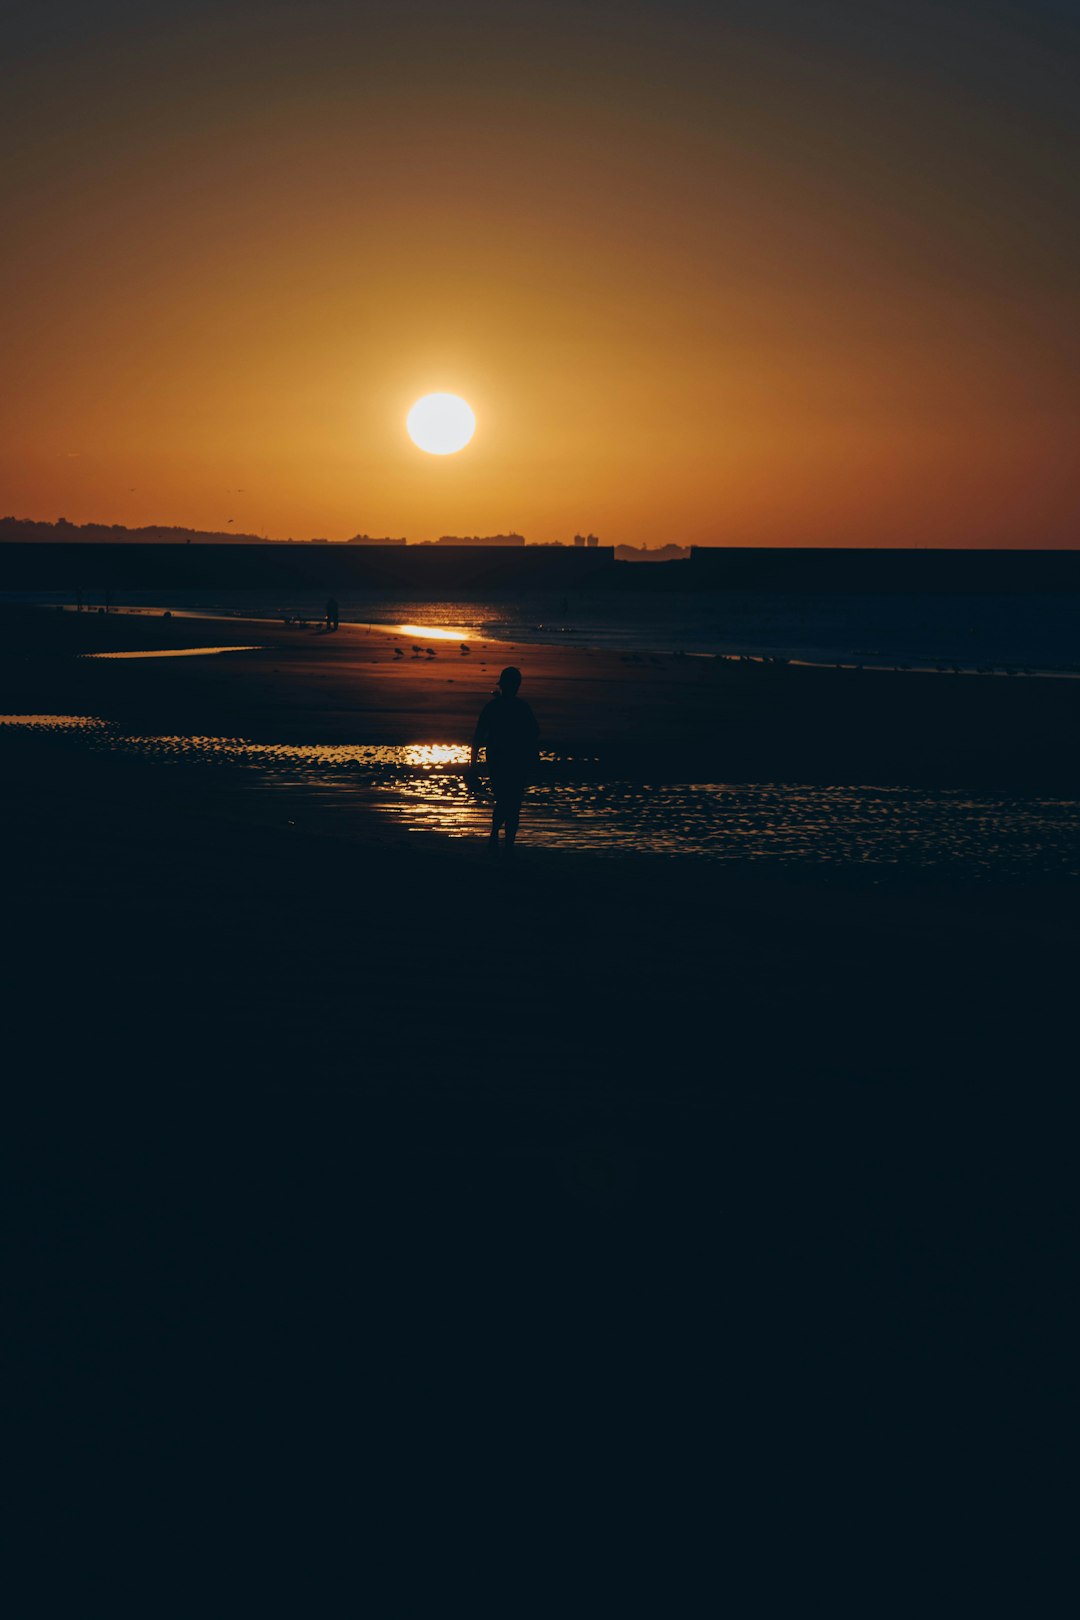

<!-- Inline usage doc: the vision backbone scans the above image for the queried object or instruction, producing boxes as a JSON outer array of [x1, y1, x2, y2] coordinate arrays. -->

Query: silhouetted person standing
[[325, 597, 339, 632], [469, 667, 539, 854]]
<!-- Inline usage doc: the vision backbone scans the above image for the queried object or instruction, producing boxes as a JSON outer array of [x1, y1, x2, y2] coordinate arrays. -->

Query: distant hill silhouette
[[0, 518, 411, 547], [1, 516, 278, 546], [0, 518, 512, 548]]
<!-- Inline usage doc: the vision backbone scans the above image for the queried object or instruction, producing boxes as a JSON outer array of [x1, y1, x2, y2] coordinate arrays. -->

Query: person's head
[[498, 666, 522, 695]]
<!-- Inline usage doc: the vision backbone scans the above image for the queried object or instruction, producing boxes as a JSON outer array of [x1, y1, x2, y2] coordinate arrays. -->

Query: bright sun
[[406, 393, 476, 455]]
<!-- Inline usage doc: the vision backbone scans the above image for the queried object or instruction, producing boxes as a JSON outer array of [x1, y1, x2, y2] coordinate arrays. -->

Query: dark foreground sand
[[5, 605, 1075, 1497]]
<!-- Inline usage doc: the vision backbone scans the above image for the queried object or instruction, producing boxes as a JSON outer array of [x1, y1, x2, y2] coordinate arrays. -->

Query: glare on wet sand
[[81, 646, 262, 660], [396, 624, 472, 642]]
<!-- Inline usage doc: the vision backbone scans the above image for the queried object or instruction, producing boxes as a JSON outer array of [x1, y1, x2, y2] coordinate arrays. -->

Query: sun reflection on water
[[396, 623, 472, 642], [401, 743, 470, 766]]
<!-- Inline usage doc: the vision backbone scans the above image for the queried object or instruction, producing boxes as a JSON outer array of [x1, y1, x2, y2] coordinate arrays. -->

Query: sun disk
[[406, 393, 476, 455]]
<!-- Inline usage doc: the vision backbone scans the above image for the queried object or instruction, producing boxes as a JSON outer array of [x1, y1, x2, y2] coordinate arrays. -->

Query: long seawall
[[0, 542, 617, 592], [2, 542, 1078, 595]]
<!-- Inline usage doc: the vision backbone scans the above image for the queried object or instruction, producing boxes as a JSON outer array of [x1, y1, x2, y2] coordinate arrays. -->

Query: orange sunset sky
[[2, 1, 1077, 547]]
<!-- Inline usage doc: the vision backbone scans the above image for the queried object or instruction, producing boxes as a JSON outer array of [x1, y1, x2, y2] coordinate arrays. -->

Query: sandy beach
[[7, 602, 1080, 788], [5, 604, 1076, 1384], [5, 603, 1077, 1586], [5, 600, 1076, 1089]]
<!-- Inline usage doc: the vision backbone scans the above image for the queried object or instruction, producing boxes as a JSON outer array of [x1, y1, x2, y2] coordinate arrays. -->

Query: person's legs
[[489, 777, 504, 845], [503, 782, 525, 850]]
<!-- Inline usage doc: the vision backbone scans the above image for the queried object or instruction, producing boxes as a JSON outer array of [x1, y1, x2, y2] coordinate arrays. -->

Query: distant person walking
[[469, 667, 539, 854], [325, 597, 339, 632]]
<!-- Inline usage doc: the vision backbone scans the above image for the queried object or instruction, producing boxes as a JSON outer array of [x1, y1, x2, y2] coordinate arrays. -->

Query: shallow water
[[3, 715, 1078, 877], [81, 645, 261, 660]]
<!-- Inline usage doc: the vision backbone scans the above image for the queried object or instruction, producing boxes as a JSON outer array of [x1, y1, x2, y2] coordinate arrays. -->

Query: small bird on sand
[[393, 646, 404, 658], [460, 644, 470, 654]]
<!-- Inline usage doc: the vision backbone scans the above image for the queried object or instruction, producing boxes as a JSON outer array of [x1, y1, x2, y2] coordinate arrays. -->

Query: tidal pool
[[81, 646, 261, 660]]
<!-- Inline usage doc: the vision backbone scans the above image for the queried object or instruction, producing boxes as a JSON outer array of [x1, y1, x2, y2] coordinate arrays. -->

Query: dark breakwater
[[3, 541, 1080, 596], [0, 541, 615, 593]]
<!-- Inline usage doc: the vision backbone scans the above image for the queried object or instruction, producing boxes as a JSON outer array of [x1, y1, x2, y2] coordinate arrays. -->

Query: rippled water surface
[[3, 714, 1078, 876]]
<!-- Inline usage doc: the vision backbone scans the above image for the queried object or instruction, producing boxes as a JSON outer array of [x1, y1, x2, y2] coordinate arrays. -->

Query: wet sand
[[4, 604, 1077, 1081], [5, 603, 1075, 1433], [6, 602, 1080, 787]]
